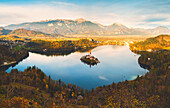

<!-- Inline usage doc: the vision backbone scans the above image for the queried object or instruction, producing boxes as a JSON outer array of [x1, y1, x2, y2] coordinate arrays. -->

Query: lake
[[7, 45, 148, 90]]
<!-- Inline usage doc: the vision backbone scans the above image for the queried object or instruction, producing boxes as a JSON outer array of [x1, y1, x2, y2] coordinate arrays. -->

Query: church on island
[[80, 52, 100, 66]]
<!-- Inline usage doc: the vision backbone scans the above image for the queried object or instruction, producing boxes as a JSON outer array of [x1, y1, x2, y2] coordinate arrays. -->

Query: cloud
[[99, 76, 108, 81], [51, 1, 76, 6], [145, 18, 168, 22], [136, 14, 170, 28], [0, 3, 83, 26]]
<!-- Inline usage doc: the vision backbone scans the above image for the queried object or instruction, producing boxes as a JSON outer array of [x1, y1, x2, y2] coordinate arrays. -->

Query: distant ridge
[[9, 28, 60, 37], [0, 27, 12, 35], [0, 28, 61, 39], [4, 18, 170, 36]]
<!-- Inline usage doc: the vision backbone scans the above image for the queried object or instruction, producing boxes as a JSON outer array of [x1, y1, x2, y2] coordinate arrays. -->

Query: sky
[[0, 0, 169, 28]]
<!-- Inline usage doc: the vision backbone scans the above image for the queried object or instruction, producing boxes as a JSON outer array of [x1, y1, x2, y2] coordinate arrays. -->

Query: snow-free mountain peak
[[4, 18, 170, 36]]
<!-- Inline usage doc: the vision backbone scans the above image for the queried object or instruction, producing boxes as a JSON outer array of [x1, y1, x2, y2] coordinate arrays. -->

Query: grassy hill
[[0, 28, 62, 41], [9, 28, 60, 38], [130, 35, 170, 51]]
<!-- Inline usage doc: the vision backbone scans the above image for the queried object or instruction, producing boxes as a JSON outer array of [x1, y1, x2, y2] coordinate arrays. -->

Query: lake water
[[7, 45, 148, 90]]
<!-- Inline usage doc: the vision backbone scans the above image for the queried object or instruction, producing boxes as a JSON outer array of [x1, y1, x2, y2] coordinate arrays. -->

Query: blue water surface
[[7, 45, 148, 89]]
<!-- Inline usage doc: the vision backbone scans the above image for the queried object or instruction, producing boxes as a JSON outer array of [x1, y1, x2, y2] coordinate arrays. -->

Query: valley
[[0, 17, 169, 108], [0, 33, 169, 107]]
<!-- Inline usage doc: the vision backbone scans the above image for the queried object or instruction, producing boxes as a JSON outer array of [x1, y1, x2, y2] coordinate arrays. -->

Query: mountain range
[[4, 18, 170, 36]]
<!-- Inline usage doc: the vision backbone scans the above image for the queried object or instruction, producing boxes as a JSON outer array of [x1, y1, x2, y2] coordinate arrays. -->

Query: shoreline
[[0, 51, 29, 71]]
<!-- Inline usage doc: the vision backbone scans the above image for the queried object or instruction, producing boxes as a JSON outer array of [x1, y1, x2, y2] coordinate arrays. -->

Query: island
[[80, 52, 100, 66]]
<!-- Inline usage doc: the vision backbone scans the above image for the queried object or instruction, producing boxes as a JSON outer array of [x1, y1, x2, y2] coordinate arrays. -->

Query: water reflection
[[80, 60, 97, 68], [6, 45, 148, 89], [80, 52, 100, 68]]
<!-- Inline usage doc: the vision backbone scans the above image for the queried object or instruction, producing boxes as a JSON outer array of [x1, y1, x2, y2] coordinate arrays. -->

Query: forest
[[0, 41, 28, 66], [88, 50, 169, 107], [0, 66, 90, 107], [25, 39, 98, 55]]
